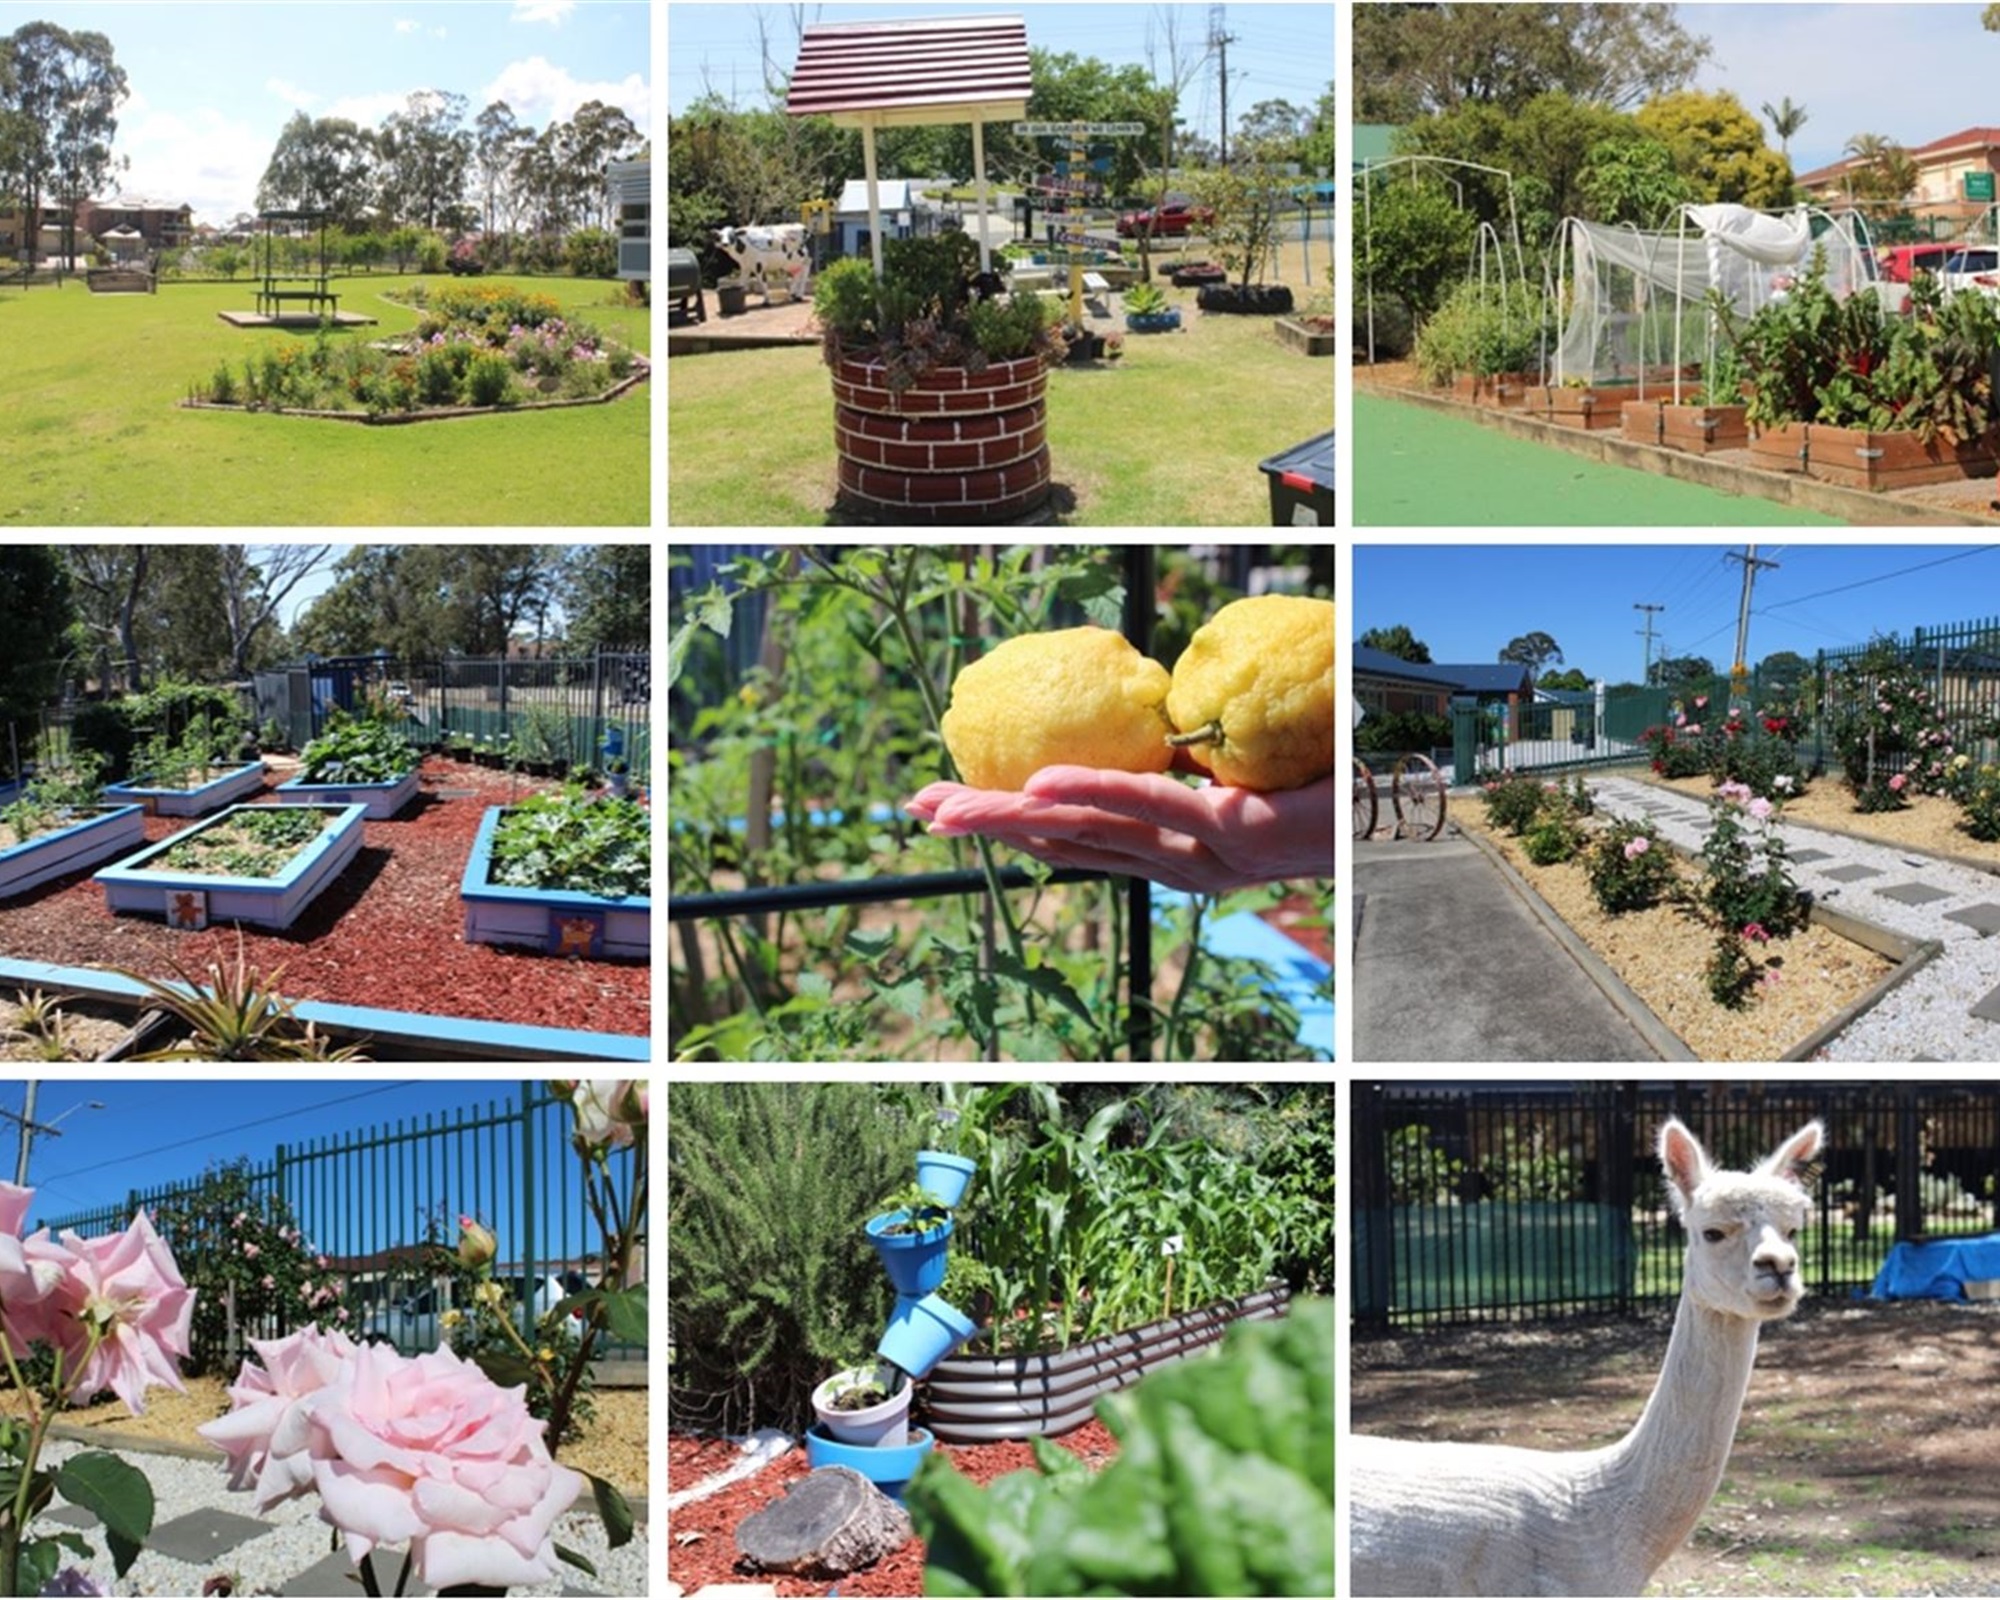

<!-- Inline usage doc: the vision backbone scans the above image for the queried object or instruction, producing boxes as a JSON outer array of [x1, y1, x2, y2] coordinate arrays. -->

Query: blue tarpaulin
[[1870, 1232, 2000, 1300]]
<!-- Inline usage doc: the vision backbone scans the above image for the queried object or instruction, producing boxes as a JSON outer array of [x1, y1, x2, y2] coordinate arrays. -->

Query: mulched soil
[[0, 757, 647, 1037], [666, 1417, 1122, 1597]]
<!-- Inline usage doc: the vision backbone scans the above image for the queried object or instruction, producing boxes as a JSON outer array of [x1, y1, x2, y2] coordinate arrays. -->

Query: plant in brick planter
[[814, 235, 1065, 525]]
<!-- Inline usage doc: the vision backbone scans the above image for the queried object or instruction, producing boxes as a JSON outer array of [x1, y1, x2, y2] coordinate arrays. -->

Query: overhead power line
[[1760, 547, 2000, 613]]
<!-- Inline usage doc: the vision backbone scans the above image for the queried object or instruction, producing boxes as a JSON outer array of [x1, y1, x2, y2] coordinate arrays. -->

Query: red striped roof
[[786, 14, 1032, 123], [1911, 126, 2000, 158]]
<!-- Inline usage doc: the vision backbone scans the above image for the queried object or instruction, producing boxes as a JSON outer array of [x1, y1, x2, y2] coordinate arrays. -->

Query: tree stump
[[734, 1466, 913, 1576]]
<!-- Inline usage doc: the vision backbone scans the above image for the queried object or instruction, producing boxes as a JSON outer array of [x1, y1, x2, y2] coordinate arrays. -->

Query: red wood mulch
[[0, 757, 648, 1035], [666, 1418, 1122, 1598]]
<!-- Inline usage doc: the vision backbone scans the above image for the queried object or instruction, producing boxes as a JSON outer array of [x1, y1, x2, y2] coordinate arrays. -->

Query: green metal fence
[[1816, 617, 2000, 776], [36, 1083, 646, 1370]]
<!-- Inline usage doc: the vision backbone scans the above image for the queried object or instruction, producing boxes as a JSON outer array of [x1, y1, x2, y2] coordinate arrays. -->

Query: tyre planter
[[94, 803, 366, 931], [811, 1365, 912, 1449], [1125, 309, 1180, 333], [275, 767, 420, 820], [832, 354, 1052, 525], [459, 804, 649, 959], [803, 1426, 935, 1503], [864, 1210, 952, 1297], [876, 1291, 978, 1378], [922, 1282, 1291, 1442], [103, 761, 266, 817], [1195, 283, 1294, 315], [0, 805, 145, 901], [915, 1149, 976, 1208]]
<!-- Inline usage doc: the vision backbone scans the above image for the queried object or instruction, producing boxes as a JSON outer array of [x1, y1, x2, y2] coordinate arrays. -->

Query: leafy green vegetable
[[489, 785, 650, 899], [297, 711, 420, 785], [907, 1298, 1333, 1597]]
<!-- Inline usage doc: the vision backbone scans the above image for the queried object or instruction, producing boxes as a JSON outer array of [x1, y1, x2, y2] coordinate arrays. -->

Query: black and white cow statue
[[714, 224, 811, 298]]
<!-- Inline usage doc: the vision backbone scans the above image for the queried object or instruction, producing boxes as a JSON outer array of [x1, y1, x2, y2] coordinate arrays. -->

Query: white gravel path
[[29, 1436, 650, 1597], [1590, 776, 2000, 1062]]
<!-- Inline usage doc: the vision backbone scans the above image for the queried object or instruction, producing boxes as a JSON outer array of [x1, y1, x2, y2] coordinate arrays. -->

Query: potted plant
[[813, 233, 1064, 524], [715, 274, 748, 317], [604, 755, 630, 798], [864, 1180, 954, 1297], [810, 1360, 913, 1449], [1123, 281, 1180, 333]]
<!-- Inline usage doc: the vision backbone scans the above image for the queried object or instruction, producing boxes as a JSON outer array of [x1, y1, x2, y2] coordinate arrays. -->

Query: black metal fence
[[254, 649, 651, 775], [1354, 1082, 2000, 1333]]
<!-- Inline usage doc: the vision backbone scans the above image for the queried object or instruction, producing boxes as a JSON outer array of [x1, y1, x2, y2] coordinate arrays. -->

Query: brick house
[[77, 196, 194, 253], [1798, 126, 2000, 232]]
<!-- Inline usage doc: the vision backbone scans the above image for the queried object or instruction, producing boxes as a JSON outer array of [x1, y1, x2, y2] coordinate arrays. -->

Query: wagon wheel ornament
[[1391, 752, 1446, 841], [1352, 757, 1378, 842]]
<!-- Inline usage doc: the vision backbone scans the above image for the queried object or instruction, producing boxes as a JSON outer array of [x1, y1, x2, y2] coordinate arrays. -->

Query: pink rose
[[243, 1242, 261, 1260], [261, 1274, 277, 1290], [1749, 797, 1773, 820], [1743, 922, 1770, 943], [1684, 723, 1702, 736], [198, 1325, 361, 1508], [569, 1080, 646, 1154], [1889, 773, 1907, 792], [1624, 836, 1650, 860], [36, 1212, 193, 1414], [0, 1181, 63, 1354], [306, 1342, 584, 1589]]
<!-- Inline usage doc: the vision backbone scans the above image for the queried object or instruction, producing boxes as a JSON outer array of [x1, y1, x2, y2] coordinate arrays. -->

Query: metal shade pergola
[[786, 13, 1032, 279]]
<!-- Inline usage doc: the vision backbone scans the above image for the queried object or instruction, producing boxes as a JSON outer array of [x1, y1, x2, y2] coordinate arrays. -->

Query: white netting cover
[[1554, 204, 1875, 386]]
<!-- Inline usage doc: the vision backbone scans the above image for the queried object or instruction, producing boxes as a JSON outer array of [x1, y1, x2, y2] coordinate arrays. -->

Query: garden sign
[[1013, 119, 1144, 330]]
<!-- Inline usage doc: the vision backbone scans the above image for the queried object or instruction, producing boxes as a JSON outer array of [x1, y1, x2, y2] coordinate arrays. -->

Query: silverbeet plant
[[490, 785, 649, 900]]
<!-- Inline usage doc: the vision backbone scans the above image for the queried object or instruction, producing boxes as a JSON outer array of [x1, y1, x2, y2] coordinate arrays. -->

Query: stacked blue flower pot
[[804, 1149, 978, 1499]]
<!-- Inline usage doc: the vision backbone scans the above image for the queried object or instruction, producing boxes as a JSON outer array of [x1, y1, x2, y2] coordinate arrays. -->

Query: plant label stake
[[1014, 119, 1144, 332], [1161, 1232, 1183, 1319]]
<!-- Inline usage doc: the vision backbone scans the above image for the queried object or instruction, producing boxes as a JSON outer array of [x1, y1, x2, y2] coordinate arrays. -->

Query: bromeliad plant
[[115, 933, 370, 1062]]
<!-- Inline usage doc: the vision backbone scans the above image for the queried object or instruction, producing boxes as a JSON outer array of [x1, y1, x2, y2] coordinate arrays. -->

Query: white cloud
[[117, 105, 268, 227], [512, 1, 575, 25], [483, 56, 650, 136], [267, 78, 319, 111], [324, 89, 415, 126], [394, 18, 420, 33]]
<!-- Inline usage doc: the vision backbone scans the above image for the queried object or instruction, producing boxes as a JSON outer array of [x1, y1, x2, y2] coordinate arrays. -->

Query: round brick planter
[[832, 354, 1052, 524]]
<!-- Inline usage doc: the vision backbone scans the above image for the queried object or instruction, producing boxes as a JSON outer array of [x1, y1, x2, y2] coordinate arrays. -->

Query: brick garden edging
[[831, 354, 1053, 524]]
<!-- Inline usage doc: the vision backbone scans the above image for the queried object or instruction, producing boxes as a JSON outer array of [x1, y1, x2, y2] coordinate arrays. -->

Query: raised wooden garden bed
[[460, 804, 649, 959], [1621, 400, 1751, 455], [103, 761, 266, 817], [0, 805, 146, 900], [275, 767, 420, 820], [1274, 317, 1334, 356], [95, 803, 366, 931], [1751, 420, 1999, 489], [1538, 385, 1622, 431], [923, 1283, 1290, 1442], [1621, 398, 1664, 446]]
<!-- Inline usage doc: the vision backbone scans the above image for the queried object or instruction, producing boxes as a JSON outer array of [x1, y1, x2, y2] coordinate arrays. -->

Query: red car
[[1116, 199, 1213, 238]]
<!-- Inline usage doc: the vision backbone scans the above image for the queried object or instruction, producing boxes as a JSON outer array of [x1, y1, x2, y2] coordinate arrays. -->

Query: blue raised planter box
[[0, 805, 147, 901], [103, 761, 266, 817], [459, 804, 649, 959], [95, 803, 367, 930], [276, 767, 419, 820]]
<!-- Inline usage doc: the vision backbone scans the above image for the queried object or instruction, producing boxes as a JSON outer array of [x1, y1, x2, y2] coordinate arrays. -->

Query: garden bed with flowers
[[184, 282, 646, 421], [1458, 777, 1896, 1060]]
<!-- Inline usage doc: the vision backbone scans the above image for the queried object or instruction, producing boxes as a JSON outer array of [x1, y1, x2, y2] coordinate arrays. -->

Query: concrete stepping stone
[[1946, 903, 2000, 937], [1971, 986, 2000, 1024], [1876, 882, 1954, 906], [1789, 848, 1833, 864], [1823, 864, 1884, 882], [281, 1549, 427, 1597], [146, 1508, 271, 1564]]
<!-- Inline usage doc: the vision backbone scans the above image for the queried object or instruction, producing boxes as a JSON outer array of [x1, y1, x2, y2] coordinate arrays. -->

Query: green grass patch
[[667, 296, 1332, 526], [0, 274, 647, 525]]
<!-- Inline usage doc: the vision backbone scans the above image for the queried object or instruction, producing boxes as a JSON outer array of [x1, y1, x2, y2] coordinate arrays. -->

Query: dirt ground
[[3, 1374, 648, 1499], [1452, 804, 1893, 1061], [1351, 1298, 2000, 1596]]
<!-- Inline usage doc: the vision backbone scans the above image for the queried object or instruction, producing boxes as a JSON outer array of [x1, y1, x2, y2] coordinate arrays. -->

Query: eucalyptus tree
[[256, 112, 378, 225], [376, 89, 471, 230], [5, 21, 127, 269]]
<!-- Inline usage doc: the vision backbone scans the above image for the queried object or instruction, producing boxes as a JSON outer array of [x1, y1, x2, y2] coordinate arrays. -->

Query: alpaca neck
[[1597, 1289, 1762, 1579]]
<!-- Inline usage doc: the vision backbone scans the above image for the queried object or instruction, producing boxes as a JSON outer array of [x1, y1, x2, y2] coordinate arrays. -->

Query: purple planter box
[[103, 761, 266, 817], [276, 767, 419, 820], [0, 805, 147, 900], [95, 803, 367, 930], [459, 804, 649, 959]]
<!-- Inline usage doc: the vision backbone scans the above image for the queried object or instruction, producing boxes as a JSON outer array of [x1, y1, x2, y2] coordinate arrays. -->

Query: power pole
[[1634, 602, 1666, 683], [1209, 4, 1238, 165], [0, 1087, 103, 1186], [1726, 545, 1781, 685]]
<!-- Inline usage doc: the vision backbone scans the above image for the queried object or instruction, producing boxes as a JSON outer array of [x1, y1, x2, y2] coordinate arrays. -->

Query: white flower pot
[[810, 1363, 911, 1448]]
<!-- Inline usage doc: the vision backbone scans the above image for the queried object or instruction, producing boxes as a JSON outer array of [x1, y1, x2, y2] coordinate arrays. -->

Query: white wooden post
[[864, 120, 884, 280], [972, 117, 992, 273]]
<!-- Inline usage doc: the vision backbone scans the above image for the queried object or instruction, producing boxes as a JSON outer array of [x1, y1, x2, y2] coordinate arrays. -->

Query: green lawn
[[666, 300, 1334, 525], [0, 274, 649, 525], [1354, 391, 1844, 527]]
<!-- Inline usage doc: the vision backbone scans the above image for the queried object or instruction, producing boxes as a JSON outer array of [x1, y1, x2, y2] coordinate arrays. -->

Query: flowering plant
[[1584, 818, 1680, 914], [0, 1185, 191, 1596], [1833, 644, 1960, 799], [1698, 783, 1806, 1007]]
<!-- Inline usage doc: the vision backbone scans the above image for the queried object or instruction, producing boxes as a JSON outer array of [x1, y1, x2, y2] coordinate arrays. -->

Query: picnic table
[[255, 276, 340, 319]]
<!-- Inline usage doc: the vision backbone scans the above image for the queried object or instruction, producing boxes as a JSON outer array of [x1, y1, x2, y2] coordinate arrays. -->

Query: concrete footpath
[[1353, 835, 1656, 1062]]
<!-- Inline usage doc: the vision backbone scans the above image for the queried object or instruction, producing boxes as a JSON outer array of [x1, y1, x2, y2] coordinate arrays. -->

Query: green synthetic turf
[[1353, 391, 1844, 527], [0, 274, 648, 527]]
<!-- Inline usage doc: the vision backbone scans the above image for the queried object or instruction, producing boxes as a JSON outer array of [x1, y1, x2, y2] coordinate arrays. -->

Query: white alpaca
[[1350, 1118, 1822, 1598]]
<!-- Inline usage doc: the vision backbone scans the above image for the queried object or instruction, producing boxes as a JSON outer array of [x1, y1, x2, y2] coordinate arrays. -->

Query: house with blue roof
[[1353, 645, 1535, 737]]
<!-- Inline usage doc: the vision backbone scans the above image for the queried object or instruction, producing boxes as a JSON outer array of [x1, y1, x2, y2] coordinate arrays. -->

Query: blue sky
[[1354, 544, 2000, 686], [8, 1078, 632, 1274], [4, 1, 651, 226], [666, 1, 1334, 155], [1692, 5, 2000, 178]]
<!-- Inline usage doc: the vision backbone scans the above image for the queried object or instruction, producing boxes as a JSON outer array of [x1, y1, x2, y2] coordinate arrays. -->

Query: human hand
[[906, 765, 1337, 896]]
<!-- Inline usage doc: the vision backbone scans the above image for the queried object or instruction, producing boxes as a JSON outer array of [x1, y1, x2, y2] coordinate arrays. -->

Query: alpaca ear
[[1658, 1118, 1709, 1217], [1757, 1120, 1824, 1182]]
